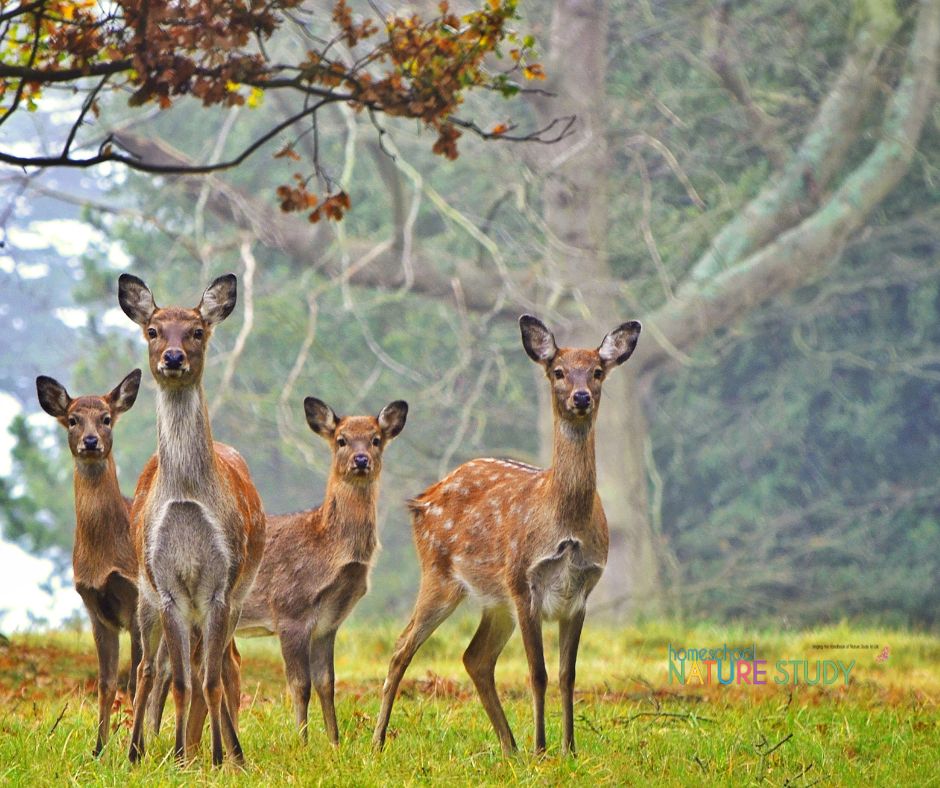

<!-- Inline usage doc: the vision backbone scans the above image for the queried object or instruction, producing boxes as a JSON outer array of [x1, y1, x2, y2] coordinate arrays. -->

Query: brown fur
[[238, 401, 407, 744], [119, 274, 265, 767], [36, 371, 143, 756], [373, 315, 640, 756]]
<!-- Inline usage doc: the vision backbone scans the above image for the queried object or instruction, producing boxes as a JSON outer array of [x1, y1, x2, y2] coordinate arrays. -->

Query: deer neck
[[547, 415, 597, 521], [155, 384, 217, 497], [72, 455, 134, 583], [321, 476, 378, 563]]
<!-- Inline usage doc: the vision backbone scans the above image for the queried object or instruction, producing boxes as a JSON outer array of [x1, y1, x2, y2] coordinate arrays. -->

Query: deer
[[36, 369, 143, 757], [148, 396, 408, 746], [234, 396, 408, 744], [373, 314, 641, 756], [118, 273, 266, 767]]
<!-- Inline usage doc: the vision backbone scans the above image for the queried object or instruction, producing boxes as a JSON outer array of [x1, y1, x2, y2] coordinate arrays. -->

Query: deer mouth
[[157, 365, 189, 379], [77, 446, 105, 458]]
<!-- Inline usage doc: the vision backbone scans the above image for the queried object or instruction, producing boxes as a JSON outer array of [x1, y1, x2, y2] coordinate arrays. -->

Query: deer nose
[[163, 349, 185, 369], [573, 390, 592, 408], [353, 453, 370, 470], [83, 435, 99, 450]]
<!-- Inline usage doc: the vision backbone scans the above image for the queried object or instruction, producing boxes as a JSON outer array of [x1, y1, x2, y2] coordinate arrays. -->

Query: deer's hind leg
[[372, 576, 464, 750], [463, 606, 517, 755]]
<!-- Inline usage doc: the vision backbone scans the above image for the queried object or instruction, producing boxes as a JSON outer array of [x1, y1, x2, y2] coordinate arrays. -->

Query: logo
[[667, 643, 855, 686]]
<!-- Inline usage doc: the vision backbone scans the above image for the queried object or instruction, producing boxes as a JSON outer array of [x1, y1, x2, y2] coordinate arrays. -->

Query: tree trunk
[[528, 0, 662, 613]]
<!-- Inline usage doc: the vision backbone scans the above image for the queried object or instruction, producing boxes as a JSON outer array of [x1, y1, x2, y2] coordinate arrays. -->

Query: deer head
[[519, 315, 641, 422], [36, 370, 142, 462], [118, 273, 237, 388], [303, 398, 408, 483]]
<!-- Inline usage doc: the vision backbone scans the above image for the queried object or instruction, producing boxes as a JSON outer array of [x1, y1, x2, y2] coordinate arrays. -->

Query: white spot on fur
[[443, 519, 453, 530]]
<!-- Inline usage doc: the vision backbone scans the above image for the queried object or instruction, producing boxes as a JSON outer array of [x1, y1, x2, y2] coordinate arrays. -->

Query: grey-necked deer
[[36, 369, 143, 756], [236, 397, 407, 744], [119, 274, 266, 766], [373, 315, 640, 756]]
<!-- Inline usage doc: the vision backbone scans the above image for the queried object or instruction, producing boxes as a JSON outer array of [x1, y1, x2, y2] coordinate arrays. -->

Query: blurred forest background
[[1, 0, 938, 628]]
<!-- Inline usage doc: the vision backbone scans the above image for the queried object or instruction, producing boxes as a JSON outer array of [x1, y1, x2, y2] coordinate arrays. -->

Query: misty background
[[1, 0, 938, 630]]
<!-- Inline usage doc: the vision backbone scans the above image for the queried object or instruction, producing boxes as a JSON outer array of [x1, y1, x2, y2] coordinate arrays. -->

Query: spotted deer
[[236, 397, 408, 744], [373, 315, 641, 756], [36, 370, 143, 756], [118, 273, 266, 766]]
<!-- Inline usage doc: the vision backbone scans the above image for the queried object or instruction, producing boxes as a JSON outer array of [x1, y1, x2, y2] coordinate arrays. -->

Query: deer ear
[[598, 321, 641, 368], [304, 397, 339, 438], [198, 274, 237, 326], [118, 274, 157, 327], [107, 369, 142, 418], [36, 376, 71, 425], [519, 315, 558, 365], [378, 400, 408, 441]]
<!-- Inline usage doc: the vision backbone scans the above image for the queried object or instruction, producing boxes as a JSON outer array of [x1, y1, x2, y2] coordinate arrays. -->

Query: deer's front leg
[[128, 610, 142, 701], [203, 599, 240, 766], [513, 590, 548, 754], [310, 630, 339, 745], [559, 607, 586, 755], [129, 597, 162, 763], [90, 616, 120, 757], [159, 598, 193, 766], [278, 622, 314, 740]]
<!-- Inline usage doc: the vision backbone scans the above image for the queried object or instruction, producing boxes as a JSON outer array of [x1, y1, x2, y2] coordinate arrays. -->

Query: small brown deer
[[236, 396, 408, 744], [36, 369, 143, 756], [118, 273, 266, 766], [373, 315, 641, 756]]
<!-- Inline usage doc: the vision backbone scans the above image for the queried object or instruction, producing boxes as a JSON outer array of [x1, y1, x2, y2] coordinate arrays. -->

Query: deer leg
[[373, 581, 463, 751], [310, 630, 339, 746], [159, 600, 193, 766], [221, 639, 242, 748], [90, 617, 120, 757], [128, 610, 142, 701], [146, 639, 170, 734], [462, 606, 517, 756], [278, 623, 314, 741], [184, 633, 208, 757], [128, 598, 162, 763], [514, 595, 548, 754], [559, 608, 586, 756], [203, 600, 238, 766]]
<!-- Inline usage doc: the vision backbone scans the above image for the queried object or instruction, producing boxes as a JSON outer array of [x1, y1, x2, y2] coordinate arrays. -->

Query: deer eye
[[68, 416, 77, 427], [593, 368, 604, 380], [102, 415, 112, 426], [147, 327, 157, 339], [553, 368, 565, 380], [193, 328, 204, 340], [336, 437, 347, 447], [372, 436, 381, 447]]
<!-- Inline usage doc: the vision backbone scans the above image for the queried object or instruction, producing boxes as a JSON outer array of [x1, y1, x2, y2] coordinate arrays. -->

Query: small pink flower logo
[[875, 646, 890, 663]]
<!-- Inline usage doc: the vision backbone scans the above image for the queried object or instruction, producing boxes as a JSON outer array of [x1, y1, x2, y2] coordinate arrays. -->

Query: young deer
[[118, 274, 266, 766], [373, 315, 641, 756], [36, 369, 143, 756], [236, 397, 408, 744]]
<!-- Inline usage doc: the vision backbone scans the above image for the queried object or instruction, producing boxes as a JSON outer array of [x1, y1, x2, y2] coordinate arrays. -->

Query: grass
[[0, 616, 938, 785]]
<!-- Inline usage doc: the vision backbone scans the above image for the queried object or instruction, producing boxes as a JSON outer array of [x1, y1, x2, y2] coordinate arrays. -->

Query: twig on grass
[[759, 732, 794, 756], [47, 702, 68, 736], [615, 711, 715, 725], [784, 762, 815, 786]]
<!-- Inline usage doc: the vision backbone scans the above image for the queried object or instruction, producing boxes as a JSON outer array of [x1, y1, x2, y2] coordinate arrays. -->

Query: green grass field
[[0, 617, 937, 786]]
